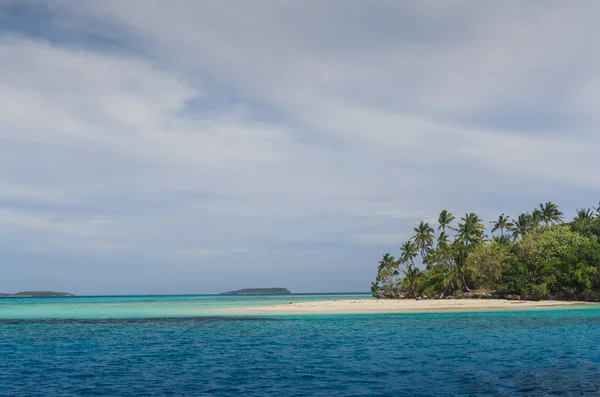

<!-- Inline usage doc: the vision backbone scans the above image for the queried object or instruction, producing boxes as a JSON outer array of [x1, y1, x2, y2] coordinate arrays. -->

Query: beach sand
[[235, 299, 598, 315]]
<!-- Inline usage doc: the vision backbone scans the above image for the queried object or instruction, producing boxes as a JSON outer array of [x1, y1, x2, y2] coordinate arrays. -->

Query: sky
[[1, 0, 599, 295]]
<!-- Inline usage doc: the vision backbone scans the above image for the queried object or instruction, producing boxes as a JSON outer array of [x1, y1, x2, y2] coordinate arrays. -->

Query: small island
[[371, 201, 600, 302], [220, 288, 291, 296], [0, 291, 75, 298]]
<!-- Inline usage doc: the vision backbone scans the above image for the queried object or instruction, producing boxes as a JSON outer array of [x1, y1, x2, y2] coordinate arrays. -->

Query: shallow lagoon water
[[0, 294, 371, 319], [2, 296, 600, 396]]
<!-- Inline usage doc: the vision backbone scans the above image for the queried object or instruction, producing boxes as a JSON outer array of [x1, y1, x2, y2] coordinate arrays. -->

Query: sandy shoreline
[[233, 299, 599, 315]]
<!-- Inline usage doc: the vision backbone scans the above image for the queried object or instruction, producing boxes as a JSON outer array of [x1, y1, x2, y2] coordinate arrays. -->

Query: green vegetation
[[372, 201, 600, 301], [220, 288, 291, 295], [0, 291, 75, 297]]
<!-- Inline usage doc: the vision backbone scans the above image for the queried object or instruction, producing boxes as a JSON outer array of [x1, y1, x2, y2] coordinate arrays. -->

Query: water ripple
[[2, 310, 600, 396]]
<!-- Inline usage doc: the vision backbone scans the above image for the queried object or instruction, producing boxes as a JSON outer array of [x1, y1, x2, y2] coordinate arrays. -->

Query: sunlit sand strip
[[232, 299, 599, 315]]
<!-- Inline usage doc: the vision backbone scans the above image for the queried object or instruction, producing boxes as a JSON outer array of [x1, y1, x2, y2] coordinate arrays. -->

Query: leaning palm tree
[[377, 253, 396, 274], [538, 202, 564, 225], [574, 208, 595, 221], [445, 238, 477, 293], [412, 221, 435, 259], [454, 214, 484, 291], [399, 241, 419, 268], [489, 213, 514, 238], [375, 253, 398, 290], [437, 210, 456, 233]]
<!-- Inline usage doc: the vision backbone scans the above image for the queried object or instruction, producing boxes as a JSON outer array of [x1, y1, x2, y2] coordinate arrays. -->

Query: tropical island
[[0, 291, 75, 298], [234, 202, 600, 315], [371, 202, 600, 302], [220, 288, 291, 295]]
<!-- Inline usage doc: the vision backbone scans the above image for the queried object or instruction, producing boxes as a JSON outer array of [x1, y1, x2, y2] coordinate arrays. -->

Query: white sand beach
[[236, 299, 598, 315]]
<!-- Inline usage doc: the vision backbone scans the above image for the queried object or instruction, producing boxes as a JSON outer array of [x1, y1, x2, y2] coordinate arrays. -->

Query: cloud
[[348, 232, 411, 246], [1, 0, 599, 293], [0, 182, 66, 203]]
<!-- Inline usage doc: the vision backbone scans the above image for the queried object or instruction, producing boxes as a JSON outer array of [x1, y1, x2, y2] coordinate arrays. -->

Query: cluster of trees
[[372, 202, 600, 300]]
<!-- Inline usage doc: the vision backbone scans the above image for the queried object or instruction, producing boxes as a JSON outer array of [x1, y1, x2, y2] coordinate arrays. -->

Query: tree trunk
[[460, 271, 471, 292]]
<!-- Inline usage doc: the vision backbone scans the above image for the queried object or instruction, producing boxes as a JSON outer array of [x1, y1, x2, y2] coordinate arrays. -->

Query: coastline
[[233, 299, 599, 315]]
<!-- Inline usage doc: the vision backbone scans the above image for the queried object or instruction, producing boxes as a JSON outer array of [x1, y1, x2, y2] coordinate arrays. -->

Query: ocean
[[1, 295, 600, 396]]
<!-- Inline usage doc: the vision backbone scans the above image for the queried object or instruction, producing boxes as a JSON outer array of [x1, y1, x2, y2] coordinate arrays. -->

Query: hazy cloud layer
[[1, 1, 599, 294]]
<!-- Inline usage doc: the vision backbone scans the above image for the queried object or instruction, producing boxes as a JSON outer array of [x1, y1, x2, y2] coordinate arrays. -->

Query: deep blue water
[[2, 296, 600, 396]]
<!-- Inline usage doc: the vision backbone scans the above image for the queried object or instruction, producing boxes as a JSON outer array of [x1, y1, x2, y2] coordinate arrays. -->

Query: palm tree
[[375, 253, 398, 290], [531, 208, 543, 225], [377, 253, 396, 274], [490, 213, 514, 238], [443, 255, 476, 293], [594, 202, 600, 216], [512, 213, 536, 240], [436, 230, 450, 250], [575, 208, 595, 221], [452, 213, 485, 292], [412, 221, 435, 259], [442, 266, 461, 294], [401, 262, 421, 298], [457, 213, 486, 245], [491, 235, 509, 245], [399, 241, 419, 268], [538, 202, 564, 225], [437, 210, 456, 233]]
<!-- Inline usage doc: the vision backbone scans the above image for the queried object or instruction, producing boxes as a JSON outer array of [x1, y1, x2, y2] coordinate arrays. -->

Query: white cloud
[[0, 207, 89, 235], [173, 248, 225, 260], [348, 232, 410, 246], [0, 182, 66, 203]]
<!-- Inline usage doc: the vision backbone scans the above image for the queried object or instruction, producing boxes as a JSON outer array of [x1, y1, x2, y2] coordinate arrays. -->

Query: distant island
[[0, 291, 75, 298], [221, 288, 291, 295]]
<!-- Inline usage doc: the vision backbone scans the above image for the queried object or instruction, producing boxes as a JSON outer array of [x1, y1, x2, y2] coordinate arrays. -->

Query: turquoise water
[[0, 294, 371, 319], [2, 296, 600, 396]]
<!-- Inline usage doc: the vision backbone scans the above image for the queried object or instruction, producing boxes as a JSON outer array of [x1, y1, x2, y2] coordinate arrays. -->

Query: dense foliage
[[371, 202, 600, 301]]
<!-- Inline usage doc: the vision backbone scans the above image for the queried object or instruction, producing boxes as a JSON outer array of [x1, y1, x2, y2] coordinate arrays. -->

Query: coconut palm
[[401, 262, 421, 298], [531, 208, 543, 225], [437, 210, 456, 233], [377, 253, 396, 274], [575, 208, 595, 221], [442, 266, 461, 294], [490, 213, 514, 238], [375, 253, 398, 291], [491, 235, 509, 245], [538, 202, 564, 225], [399, 241, 419, 268], [453, 213, 485, 292], [443, 239, 477, 293], [512, 213, 535, 240], [412, 221, 435, 258], [436, 231, 450, 250], [457, 213, 486, 245]]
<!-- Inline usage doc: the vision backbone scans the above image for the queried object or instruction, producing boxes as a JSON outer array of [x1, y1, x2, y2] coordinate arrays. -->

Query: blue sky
[[1, 1, 599, 294]]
